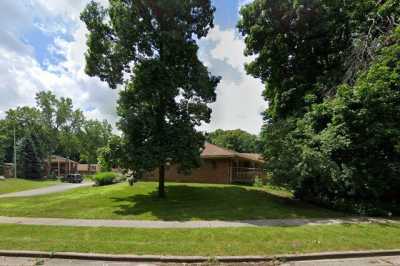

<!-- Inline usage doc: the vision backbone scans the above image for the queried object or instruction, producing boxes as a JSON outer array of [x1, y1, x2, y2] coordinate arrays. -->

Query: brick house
[[44, 155, 78, 177], [143, 143, 265, 184], [78, 164, 101, 176]]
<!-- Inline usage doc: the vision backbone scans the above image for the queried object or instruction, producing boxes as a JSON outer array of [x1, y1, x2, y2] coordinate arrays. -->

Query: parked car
[[62, 174, 83, 183]]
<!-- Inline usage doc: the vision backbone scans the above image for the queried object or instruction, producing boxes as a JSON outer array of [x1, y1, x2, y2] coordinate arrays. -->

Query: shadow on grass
[[111, 184, 343, 221]]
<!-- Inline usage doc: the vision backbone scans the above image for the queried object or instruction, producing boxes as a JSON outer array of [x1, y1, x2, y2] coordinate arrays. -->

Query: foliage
[[344, 0, 400, 82], [17, 133, 43, 179], [296, 34, 400, 214], [253, 176, 263, 188], [239, 0, 400, 120], [270, 29, 400, 215], [81, 0, 220, 197], [206, 129, 261, 153], [240, 0, 400, 215], [79, 120, 112, 164], [238, 0, 352, 120], [92, 172, 119, 186], [0, 121, 7, 175], [97, 135, 122, 172], [97, 146, 112, 172], [0, 91, 114, 174]]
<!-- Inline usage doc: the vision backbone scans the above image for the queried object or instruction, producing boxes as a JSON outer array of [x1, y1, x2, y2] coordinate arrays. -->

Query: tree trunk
[[158, 164, 165, 198]]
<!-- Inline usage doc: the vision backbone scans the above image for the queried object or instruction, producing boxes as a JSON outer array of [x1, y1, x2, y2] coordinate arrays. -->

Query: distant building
[[44, 155, 78, 176], [3, 163, 14, 178], [78, 164, 100, 176]]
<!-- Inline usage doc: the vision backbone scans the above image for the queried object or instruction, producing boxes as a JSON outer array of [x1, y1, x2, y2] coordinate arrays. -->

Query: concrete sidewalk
[[2, 256, 400, 265], [0, 182, 94, 198], [0, 216, 398, 228]]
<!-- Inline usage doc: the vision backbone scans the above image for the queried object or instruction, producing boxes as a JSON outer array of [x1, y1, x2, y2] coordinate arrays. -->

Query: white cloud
[[0, 0, 119, 127], [206, 25, 250, 71], [199, 26, 267, 134], [34, 0, 108, 21], [0, 0, 266, 135]]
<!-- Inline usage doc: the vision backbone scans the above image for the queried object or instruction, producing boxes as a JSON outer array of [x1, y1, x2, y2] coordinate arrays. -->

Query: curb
[[1, 250, 400, 263]]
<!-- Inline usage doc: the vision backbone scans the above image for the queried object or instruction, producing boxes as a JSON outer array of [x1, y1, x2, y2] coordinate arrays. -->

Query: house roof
[[201, 142, 237, 157], [46, 155, 79, 164], [238, 153, 264, 162], [201, 143, 264, 163]]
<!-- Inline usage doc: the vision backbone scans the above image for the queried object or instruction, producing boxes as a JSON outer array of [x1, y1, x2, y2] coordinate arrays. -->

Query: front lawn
[[0, 182, 344, 220], [0, 223, 399, 256], [0, 178, 59, 195]]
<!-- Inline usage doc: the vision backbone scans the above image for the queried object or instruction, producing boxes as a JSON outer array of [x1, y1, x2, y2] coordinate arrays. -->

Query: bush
[[92, 172, 118, 186], [253, 176, 263, 187]]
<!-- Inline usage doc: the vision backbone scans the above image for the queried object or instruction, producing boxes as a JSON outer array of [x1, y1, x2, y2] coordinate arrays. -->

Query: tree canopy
[[239, 0, 400, 215], [206, 129, 260, 153], [81, 0, 220, 197], [0, 91, 113, 177]]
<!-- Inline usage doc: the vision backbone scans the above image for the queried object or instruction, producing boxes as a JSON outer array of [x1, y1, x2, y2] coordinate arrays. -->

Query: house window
[[211, 160, 217, 169]]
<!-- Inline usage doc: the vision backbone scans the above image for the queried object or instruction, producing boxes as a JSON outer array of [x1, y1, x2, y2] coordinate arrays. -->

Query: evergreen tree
[[17, 133, 43, 179]]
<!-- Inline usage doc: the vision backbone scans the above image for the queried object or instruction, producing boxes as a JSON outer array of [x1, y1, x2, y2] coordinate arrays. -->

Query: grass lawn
[[0, 223, 399, 256], [0, 182, 345, 220], [0, 178, 59, 195]]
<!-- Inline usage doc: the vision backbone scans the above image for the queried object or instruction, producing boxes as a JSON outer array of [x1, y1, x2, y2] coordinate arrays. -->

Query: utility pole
[[13, 127, 17, 178]]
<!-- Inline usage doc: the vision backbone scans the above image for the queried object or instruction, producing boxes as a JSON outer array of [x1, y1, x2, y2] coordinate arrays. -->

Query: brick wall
[[143, 159, 232, 184]]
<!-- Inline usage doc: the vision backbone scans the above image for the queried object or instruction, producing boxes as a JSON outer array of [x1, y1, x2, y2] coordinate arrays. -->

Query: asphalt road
[[280, 255, 400, 265], [0, 181, 94, 198]]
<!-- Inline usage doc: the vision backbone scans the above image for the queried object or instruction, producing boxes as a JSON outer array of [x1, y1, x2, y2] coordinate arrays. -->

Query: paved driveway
[[0, 182, 93, 198]]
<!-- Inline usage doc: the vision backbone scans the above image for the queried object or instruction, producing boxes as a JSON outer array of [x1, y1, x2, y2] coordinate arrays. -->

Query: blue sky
[[0, 0, 265, 134]]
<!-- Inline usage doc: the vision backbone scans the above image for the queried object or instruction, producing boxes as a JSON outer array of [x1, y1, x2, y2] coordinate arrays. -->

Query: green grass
[[0, 178, 59, 195], [0, 223, 399, 256], [0, 182, 344, 220]]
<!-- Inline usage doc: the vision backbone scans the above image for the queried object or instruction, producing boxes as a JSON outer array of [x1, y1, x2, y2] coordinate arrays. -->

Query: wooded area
[[238, 0, 400, 215], [0, 91, 113, 178]]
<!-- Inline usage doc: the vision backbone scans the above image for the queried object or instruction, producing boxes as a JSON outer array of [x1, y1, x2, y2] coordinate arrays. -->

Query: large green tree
[[17, 133, 43, 179], [81, 0, 220, 197], [0, 120, 8, 175], [1, 107, 48, 178], [291, 31, 400, 214], [0, 91, 114, 177], [240, 0, 400, 214], [206, 129, 260, 153], [238, 0, 352, 120], [80, 120, 112, 164]]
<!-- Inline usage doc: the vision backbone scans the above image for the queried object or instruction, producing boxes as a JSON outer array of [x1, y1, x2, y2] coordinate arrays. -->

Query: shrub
[[253, 176, 263, 187], [92, 172, 118, 186]]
